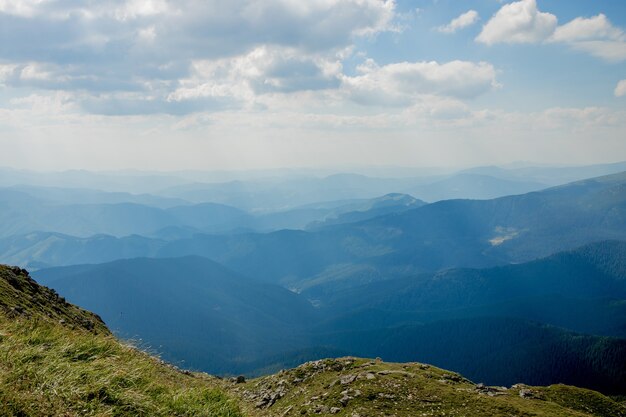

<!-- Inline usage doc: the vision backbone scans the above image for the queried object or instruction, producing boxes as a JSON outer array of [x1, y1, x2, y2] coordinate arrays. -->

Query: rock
[[330, 407, 341, 414], [255, 398, 269, 408], [443, 373, 463, 382], [475, 384, 508, 397], [313, 405, 330, 414], [340, 374, 357, 385], [377, 370, 414, 377], [235, 375, 246, 384], [519, 389, 534, 399]]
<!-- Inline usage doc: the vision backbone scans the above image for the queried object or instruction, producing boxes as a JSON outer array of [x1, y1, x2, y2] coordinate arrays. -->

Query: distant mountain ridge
[[0, 188, 425, 242], [315, 240, 626, 315], [34, 256, 317, 374], [4, 170, 626, 281], [155, 170, 626, 285]]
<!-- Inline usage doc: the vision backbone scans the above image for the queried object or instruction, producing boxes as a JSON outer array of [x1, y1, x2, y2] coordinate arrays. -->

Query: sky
[[0, 0, 625, 171]]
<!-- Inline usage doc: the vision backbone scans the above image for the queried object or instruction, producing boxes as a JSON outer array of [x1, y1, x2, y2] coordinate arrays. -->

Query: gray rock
[[519, 388, 534, 399], [340, 374, 357, 385]]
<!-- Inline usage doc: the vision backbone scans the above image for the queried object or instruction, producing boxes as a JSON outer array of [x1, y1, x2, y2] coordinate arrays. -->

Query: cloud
[[0, 0, 397, 114], [341, 59, 499, 106], [0, 0, 52, 18], [437, 10, 479, 34], [0, 64, 18, 85], [550, 14, 626, 62], [476, 0, 556, 45], [616, 80, 626, 98], [0, 1, 396, 61], [550, 14, 624, 43], [167, 46, 343, 105], [476, 2, 626, 62], [566, 41, 626, 62]]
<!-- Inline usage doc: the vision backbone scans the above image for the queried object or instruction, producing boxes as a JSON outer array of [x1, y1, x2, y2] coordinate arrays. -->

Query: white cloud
[[550, 14, 626, 62], [616, 80, 626, 98], [476, 0, 556, 45], [437, 10, 479, 34], [342, 59, 499, 106], [551, 14, 624, 43], [20, 63, 54, 81], [167, 46, 343, 106], [113, 0, 169, 21], [0, 64, 18, 85], [0, 0, 397, 115], [0, 0, 51, 17], [137, 26, 157, 42], [476, 3, 626, 62], [567, 41, 626, 62]]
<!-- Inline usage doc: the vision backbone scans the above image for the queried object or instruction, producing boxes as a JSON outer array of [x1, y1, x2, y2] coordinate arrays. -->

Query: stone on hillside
[[340, 374, 357, 384], [519, 388, 534, 399]]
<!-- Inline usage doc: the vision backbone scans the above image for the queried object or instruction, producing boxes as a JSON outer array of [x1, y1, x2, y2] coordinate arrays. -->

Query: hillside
[[0, 265, 108, 334], [31, 243, 626, 393], [303, 242, 626, 394], [1, 264, 625, 417], [33, 256, 317, 374], [316, 317, 626, 395], [0, 265, 242, 417], [314, 241, 626, 320], [233, 357, 626, 417]]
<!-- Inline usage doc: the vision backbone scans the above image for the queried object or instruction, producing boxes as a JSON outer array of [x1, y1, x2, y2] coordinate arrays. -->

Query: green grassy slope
[[232, 357, 626, 417], [0, 265, 242, 417], [0, 265, 108, 334]]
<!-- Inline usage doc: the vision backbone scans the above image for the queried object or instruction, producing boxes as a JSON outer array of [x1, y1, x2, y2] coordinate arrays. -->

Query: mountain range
[[32, 241, 626, 394], [2, 165, 626, 409]]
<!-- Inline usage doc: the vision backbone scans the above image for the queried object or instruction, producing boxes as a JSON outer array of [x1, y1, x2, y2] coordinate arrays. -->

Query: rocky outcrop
[[0, 264, 108, 333]]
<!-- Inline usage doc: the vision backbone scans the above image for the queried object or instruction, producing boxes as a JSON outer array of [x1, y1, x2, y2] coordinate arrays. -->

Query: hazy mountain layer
[[34, 256, 317, 374], [33, 242, 626, 393]]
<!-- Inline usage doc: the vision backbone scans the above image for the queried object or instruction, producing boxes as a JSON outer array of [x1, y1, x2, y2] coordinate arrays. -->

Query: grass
[[0, 314, 242, 417]]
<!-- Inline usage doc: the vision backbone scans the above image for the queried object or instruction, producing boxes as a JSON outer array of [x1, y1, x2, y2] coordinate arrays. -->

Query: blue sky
[[0, 0, 625, 171]]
